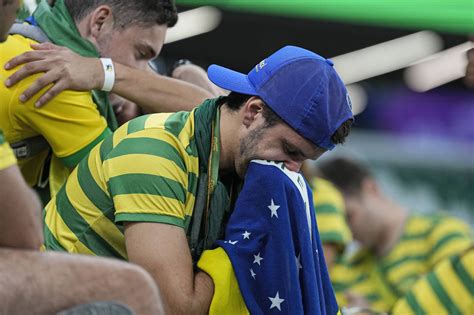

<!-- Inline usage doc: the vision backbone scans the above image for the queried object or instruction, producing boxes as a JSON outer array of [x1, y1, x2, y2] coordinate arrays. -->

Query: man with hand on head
[[42, 45, 353, 313], [1, 0, 214, 202]]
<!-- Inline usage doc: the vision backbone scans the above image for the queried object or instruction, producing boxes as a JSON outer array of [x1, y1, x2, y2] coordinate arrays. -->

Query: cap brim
[[207, 64, 257, 95]]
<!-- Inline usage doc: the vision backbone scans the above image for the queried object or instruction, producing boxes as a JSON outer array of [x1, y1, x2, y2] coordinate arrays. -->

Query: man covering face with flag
[[198, 160, 338, 314]]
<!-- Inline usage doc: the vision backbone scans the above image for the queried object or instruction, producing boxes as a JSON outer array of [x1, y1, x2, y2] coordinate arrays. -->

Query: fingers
[[17, 70, 61, 106], [5, 60, 52, 87], [4, 50, 50, 71], [35, 83, 65, 107], [30, 42, 63, 51]]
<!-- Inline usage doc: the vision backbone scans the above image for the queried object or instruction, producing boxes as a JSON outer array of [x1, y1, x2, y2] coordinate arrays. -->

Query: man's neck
[[374, 199, 408, 257]]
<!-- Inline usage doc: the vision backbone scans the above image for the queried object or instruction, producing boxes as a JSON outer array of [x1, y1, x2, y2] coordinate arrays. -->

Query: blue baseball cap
[[207, 45, 354, 150]]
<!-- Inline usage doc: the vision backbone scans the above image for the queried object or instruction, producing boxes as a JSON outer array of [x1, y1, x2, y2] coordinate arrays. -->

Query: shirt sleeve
[[10, 75, 111, 168], [103, 130, 189, 228], [0, 130, 16, 171], [427, 216, 473, 267], [313, 177, 352, 250]]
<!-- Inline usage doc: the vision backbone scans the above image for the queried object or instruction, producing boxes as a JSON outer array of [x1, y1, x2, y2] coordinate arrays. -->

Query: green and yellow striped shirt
[[312, 177, 352, 250], [0, 129, 16, 171], [331, 214, 473, 313], [44, 109, 201, 259], [393, 246, 474, 315]]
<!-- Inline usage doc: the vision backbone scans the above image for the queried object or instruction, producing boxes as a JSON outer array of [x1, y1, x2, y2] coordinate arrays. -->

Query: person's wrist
[[169, 59, 193, 77], [99, 58, 115, 92]]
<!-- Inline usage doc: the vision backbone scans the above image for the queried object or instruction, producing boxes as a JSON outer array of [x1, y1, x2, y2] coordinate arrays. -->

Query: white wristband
[[100, 58, 115, 92]]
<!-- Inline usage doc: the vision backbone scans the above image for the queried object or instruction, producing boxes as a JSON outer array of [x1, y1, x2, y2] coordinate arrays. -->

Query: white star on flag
[[268, 199, 280, 218], [250, 268, 256, 279], [253, 252, 263, 265], [268, 291, 285, 311], [296, 254, 303, 270], [242, 231, 251, 239]]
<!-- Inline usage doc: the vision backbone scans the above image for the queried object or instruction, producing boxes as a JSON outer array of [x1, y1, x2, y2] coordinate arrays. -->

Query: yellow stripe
[[87, 145, 110, 195], [431, 239, 472, 265], [404, 216, 432, 234], [437, 258, 471, 310], [145, 112, 174, 129], [44, 201, 95, 255], [386, 260, 426, 284], [112, 123, 129, 148], [178, 111, 195, 149], [185, 192, 196, 217], [430, 219, 470, 244], [103, 154, 187, 185], [387, 238, 428, 262], [463, 250, 474, 278], [65, 171, 127, 258], [411, 276, 447, 313], [113, 193, 185, 219]]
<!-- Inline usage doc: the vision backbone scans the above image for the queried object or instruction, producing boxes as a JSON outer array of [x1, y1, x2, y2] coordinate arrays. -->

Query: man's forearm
[[0, 166, 43, 249], [112, 63, 214, 113]]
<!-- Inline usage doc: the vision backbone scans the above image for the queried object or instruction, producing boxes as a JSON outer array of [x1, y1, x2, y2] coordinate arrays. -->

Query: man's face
[[234, 117, 326, 178], [0, 0, 20, 42], [344, 190, 379, 249], [97, 23, 167, 70]]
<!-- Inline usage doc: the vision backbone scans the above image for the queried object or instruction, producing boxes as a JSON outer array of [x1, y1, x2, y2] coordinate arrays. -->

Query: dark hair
[[64, 0, 178, 28], [219, 92, 282, 128], [318, 157, 372, 196]]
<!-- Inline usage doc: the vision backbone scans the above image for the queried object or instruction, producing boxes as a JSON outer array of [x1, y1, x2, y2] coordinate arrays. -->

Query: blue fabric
[[218, 160, 338, 314], [207, 46, 354, 150], [25, 16, 38, 25]]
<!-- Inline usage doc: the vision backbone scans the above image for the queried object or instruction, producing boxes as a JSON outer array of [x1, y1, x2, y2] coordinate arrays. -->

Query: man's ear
[[241, 96, 265, 127], [89, 5, 114, 40]]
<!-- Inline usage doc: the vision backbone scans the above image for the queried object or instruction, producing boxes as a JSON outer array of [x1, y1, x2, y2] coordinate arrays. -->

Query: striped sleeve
[[103, 129, 189, 228], [312, 178, 352, 249], [427, 216, 473, 267], [392, 247, 474, 315], [0, 130, 16, 171]]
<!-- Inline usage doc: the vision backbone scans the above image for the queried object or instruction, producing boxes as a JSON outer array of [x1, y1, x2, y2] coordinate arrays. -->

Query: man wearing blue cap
[[35, 45, 353, 313]]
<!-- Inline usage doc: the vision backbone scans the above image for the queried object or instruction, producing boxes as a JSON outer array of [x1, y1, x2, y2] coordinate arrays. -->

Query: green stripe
[[365, 293, 380, 302], [405, 291, 425, 314], [76, 158, 114, 221], [60, 128, 111, 167], [55, 186, 123, 258], [99, 133, 114, 161], [319, 231, 345, 244], [106, 138, 186, 172], [127, 115, 149, 134], [115, 213, 185, 228], [164, 111, 190, 137], [452, 253, 474, 295], [108, 174, 187, 203], [185, 141, 199, 157], [382, 254, 426, 272], [314, 204, 339, 214], [0, 130, 5, 144], [427, 272, 461, 315], [43, 210, 66, 252], [429, 232, 469, 258], [188, 171, 198, 194]]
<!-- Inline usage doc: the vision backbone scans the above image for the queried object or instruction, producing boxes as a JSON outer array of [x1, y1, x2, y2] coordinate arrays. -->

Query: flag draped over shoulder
[[210, 160, 338, 314]]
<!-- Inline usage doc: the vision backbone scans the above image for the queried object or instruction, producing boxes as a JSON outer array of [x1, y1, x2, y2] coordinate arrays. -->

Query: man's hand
[[171, 63, 227, 97], [4, 42, 103, 107], [124, 222, 214, 315]]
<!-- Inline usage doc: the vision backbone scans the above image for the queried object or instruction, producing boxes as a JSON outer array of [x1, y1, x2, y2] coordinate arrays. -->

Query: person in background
[[0, 1, 165, 314], [318, 157, 473, 313], [301, 162, 352, 269]]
